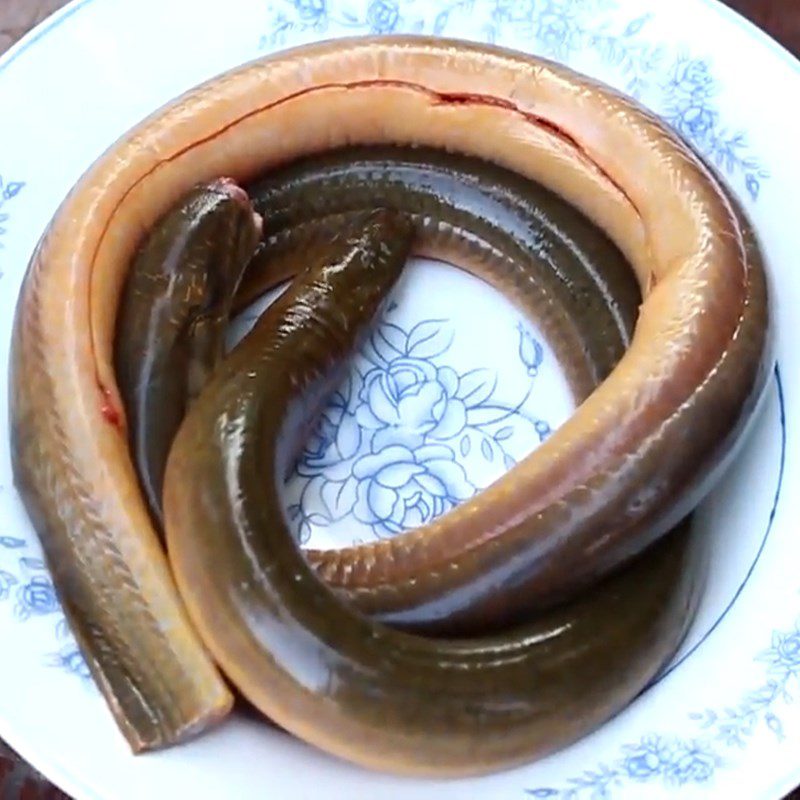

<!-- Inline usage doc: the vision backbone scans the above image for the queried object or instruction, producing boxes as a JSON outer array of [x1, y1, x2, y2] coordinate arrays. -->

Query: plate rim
[[0, 1, 796, 798]]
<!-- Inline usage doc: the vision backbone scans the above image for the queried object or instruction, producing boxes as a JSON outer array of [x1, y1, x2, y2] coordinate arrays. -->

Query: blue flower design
[[669, 745, 718, 785], [758, 627, 800, 676], [517, 323, 544, 377], [532, 736, 721, 797], [357, 358, 467, 450], [0, 538, 90, 684], [297, 381, 363, 483], [624, 748, 661, 780], [293, 0, 326, 21], [676, 105, 719, 142], [366, 0, 399, 33], [15, 575, 59, 620], [536, 12, 572, 54], [283, 308, 551, 541], [670, 58, 715, 100], [352, 444, 475, 534]]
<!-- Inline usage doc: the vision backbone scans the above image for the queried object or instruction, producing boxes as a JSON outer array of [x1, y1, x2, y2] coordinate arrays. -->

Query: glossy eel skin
[[8, 37, 771, 752], [241, 146, 642, 405], [115, 179, 262, 526], [165, 208, 707, 775], [242, 155, 771, 629], [232, 145, 644, 632]]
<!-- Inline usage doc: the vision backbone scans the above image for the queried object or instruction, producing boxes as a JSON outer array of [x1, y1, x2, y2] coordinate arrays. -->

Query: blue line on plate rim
[[638, 362, 787, 696]]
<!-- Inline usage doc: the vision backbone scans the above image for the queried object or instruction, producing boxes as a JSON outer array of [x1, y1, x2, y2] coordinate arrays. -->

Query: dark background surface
[[0, 0, 798, 798]]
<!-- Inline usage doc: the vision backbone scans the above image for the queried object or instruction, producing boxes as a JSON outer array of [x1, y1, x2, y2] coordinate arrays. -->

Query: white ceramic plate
[[0, 0, 796, 797]]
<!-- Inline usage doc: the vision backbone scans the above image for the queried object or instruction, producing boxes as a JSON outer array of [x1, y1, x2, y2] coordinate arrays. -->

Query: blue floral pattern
[[526, 614, 798, 799], [0, 537, 90, 684], [284, 306, 551, 544], [258, 0, 768, 199], [0, 2, 789, 797]]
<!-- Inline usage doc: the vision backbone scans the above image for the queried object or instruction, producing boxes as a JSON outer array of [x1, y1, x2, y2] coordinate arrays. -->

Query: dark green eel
[[163, 207, 706, 776], [243, 145, 642, 403], [114, 179, 261, 526]]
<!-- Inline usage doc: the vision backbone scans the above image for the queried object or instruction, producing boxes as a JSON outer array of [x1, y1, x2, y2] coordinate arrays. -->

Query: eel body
[[9, 37, 771, 755], [164, 208, 707, 776]]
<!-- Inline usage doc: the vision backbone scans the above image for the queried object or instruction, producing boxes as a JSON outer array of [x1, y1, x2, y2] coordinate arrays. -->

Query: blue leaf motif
[[19, 557, 46, 571], [375, 322, 407, 359], [765, 712, 784, 739], [0, 570, 18, 601], [457, 368, 496, 408], [47, 645, 92, 681], [624, 14, 651, 37], [481, 439, 494, 462], [503, 453, 517, 470], [56, 617, 71, 640], [495, 425, 514, 441], [0, 536, 26, 549], [459, 435, 471, 457], [406, 319, 452, 358], [433, 9, 449, 34], [526, 790, 559, 798], [321, 476, 359, 520], [3, 181, 24, 200]]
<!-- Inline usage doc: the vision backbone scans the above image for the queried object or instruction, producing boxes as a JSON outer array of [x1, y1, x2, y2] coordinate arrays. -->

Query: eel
[[9, 37, 771, 753], [163, 206, 707, 776], [114, 179, 262, 526], [241, 144, 643, 403]]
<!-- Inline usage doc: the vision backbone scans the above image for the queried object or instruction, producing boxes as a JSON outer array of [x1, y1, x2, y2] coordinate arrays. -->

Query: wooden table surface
[[0, 0, 798, 798]]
